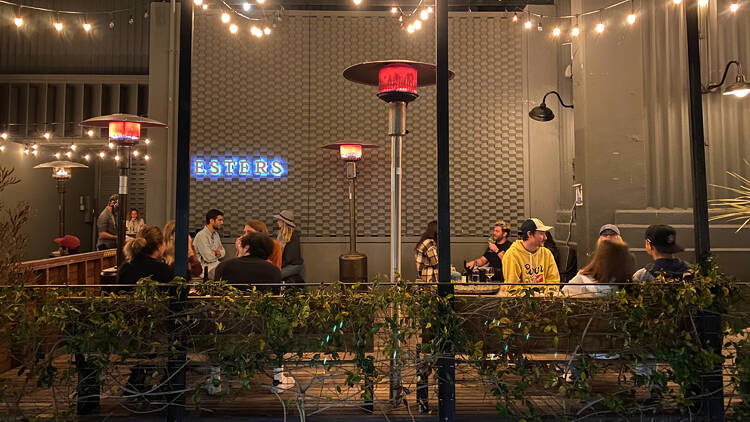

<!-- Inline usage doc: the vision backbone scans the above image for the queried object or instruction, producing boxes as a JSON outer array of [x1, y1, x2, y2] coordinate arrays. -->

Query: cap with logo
[[645, 224, 684, 254], [519, 218, 553, 236]]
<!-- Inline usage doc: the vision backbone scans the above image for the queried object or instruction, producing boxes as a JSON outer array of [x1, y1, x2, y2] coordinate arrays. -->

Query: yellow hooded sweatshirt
[[501, 240, 560, 292]]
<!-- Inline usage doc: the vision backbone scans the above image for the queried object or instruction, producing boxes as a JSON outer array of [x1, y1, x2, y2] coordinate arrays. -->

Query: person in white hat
[[273, 210, 303, 280]]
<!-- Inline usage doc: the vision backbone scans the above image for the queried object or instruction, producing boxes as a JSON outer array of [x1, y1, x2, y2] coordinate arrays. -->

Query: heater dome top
[[343, 60, 454, 87], [80, 113, 167, 128], [34, 160, 89, 169]]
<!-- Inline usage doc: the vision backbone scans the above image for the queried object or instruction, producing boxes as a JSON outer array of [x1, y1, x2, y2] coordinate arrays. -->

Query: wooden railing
[[22, 249, 116, 285]]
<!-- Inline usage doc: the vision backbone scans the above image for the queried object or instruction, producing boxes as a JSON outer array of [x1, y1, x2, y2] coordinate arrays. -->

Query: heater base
[[339, 253, 368, 284]]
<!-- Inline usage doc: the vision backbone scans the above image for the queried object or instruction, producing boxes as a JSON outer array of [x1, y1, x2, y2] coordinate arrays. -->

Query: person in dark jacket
[[215, 232, 281, 292], [118, 226, 174, 287], [273, 210, 303, 280], [633, 225, 690, 281]]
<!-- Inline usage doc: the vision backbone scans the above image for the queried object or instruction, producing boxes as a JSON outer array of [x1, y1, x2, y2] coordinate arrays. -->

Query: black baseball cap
[[645, 224, 684, 254]]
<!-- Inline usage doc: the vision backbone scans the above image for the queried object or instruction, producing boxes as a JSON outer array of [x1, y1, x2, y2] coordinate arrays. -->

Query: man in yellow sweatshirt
[[501, 218, 560, 293]]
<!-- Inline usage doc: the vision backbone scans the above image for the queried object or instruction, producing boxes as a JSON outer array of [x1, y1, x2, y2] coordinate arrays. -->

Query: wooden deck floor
[[0, 354, 740, 421]]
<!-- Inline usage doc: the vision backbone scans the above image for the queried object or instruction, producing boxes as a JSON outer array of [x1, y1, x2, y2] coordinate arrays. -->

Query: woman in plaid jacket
[[414, 220, 438, 283]]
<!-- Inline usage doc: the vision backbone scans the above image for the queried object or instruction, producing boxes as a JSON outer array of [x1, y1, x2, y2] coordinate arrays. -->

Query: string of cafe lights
[[195, 0, 280, 38], [0, 0, 148, 32]]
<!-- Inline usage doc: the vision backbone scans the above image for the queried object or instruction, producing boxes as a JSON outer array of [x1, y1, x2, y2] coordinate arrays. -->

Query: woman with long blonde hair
[[563, 240, 633, 297], [163, 221, 203, 277], [273, 210, 303, 280]]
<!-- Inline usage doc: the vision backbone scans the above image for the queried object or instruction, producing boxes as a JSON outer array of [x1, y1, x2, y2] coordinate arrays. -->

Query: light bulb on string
[[243, 2, 252, 11], [353, 0, 362, 5], [14, 16, 23, 28], [143, 9, 149, 19], [54, 152, 61, 159], [70, 144, 77, 151], [128, 15, 135, 24], [391, 7, 398, 13], [0, 133, 7, 140], [730, 2, 739, 12], [31, 149, 38, 157], [263, 27, 271, 35], [398, 16, 403, 22], [251, 26, 263, 37], [144, 154, 150, 161], [54, 21, 64, 31], [114, 155, 120, 162], [87, 130, 95, 137], [99, 151, 105, 159], [537, 21, 543, 32], [229, 24, 238, 34], [257, 0, 265, 3], [673, 0, 682, 4], [407, 24, 415, 33], [202, 4, 208, 10], [23, 146, 29, 155], [414, 19, 422, 30], [571, 15, 580, 37], [552, 27, 561, 37], [144, 138, 150, 145], [627, 12, 636, 24], [524, 19, 532, 29], [32, 144, 38, 150], [83, 22, 92, 32], [194, 0, 203, 5], [221, 13, 231, 23], [65, 151, 72, 158], [109, 19, 115, 30], [43, 132, 51, 140], [0, 146, 5, 152], [108, 142, 114, 149], [595, 21, 605, 33], [84, 154, 90, 161], [699, 0, 708, 5], [132, 149, 139, 157], [420, 9, 429, 20], [512, 13, 518, 23], [428, 6, 433, 12]]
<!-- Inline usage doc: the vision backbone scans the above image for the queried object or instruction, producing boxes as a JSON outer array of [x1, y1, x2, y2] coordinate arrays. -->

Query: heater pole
[[388, 102, 406, 282], [116, 145, 131, 268], [57, 179, 67, 237], [348, 162, 357, 253]]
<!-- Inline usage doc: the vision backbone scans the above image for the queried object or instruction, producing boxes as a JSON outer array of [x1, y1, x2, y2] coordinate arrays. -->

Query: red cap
[[54, 235, 80, 250]]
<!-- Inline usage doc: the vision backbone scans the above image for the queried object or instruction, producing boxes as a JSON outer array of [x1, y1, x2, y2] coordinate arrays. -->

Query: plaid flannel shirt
[[415, 238, 439, 282]]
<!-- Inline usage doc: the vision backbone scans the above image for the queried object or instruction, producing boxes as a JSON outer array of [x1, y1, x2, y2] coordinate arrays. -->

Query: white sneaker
[[272, 368, 295, 393]]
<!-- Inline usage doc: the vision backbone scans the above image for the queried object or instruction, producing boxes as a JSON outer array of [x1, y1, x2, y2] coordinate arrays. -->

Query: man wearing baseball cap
[[598, 224, 623, 245], [501, 218, 560, 292], [633, 224, 690, 282], [54, 234, 80, 256]]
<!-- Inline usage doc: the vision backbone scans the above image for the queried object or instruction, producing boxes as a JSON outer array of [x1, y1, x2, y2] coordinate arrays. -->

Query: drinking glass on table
[[485, 267, 495, 281]]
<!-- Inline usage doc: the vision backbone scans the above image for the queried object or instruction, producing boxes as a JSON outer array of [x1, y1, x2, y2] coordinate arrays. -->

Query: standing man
[[193, 209, 226, 278], [96, 194, 119, 250], [502, 218, 560, 291], [465, 221, 512, 281]]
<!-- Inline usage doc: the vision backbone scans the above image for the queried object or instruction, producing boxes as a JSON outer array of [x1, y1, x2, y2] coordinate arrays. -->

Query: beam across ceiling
[[231, 0, 554, 12]]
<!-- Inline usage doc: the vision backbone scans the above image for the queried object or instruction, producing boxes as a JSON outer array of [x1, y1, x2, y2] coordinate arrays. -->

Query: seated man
[[215, 232, 281, 292], [464, 221, 511, 281], [633, 224, 690, 281], [501, 218, 560, 292]]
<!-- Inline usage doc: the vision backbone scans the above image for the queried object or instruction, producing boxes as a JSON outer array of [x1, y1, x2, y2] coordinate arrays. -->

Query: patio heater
[[322, 142, 380, 284], [343, 60, 454, 281], [34, 160, 89, 237], [80, 114, 167, 266]]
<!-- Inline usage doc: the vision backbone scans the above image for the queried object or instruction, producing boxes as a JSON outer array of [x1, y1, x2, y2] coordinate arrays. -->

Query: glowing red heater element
[[108, 121, 141, 142], [378, 65, 418, 96], [339, 144, 363, 161]]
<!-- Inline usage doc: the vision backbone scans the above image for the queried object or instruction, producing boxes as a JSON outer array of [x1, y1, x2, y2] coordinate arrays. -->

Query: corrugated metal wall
[[0, 0, 150, 75], [643, 0, 750, 208]]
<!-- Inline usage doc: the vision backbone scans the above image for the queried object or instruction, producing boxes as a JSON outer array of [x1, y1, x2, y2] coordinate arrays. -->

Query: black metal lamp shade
[[528, 91, 574, 122]]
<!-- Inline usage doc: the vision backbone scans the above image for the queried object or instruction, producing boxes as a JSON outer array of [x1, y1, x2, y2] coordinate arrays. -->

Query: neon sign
[[192, 157, 287, 179]]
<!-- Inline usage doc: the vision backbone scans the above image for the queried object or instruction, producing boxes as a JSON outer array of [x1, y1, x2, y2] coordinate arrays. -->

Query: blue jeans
[[281, 264, 302, 280]]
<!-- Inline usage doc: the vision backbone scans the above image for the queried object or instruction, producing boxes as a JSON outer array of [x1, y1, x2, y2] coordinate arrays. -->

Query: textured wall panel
[[190, 12, 525, 238]]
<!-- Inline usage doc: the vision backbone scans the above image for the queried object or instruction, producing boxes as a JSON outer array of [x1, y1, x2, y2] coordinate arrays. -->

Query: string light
[[699, 0, 708, 6], [54, 21, 63, 31], [31, 149, 38, 156], [552, 27, 561, 37], [70, 144, 77, 151], [229, 23, 238, 33], [65, 151, 72, 158], [250, 26, 263, 37], [673, 0, 682, 4], [87, 130, 95, 137], [537, 21, 543, 32], [54, 152, 61, 159], [413, 19, 422, 30], [108, 142, 114, 149], [114, 155, 120, 161], [43, 132, 51, 140], [427, 6, 433, 13], [257, 0, 265, 3], [83, 22, 92, 32], [1, 132, 8, 140], [524, 19, 532, 29], [14, 16, 23, 28], [353, 0, 362, 5], [221, 13, 231, 23], [194, 0, 203, 5], [407, 24, 414, 33], [202, 4, 208, 10], [83, 153, 90, 161], [144, 138, 150, 145], [627, 12, 636, 24], [512, 13, 518, 23], [263, 27, 271, 35], [596, 21, 605, 33], [132, 149, 139, 157], [32, 144, 38, 150], [243, 2, 252, 11], [128, 15, 135, 24], [391, 7, 398, 13], [23, 146, 29, 155], [99, 151, 105, 159], [0, 145, 4, 152], [109, 18, 115, 30], [730, 2, 739, 13], [420, 9, 429, 20], [144, 154, 150, 161]]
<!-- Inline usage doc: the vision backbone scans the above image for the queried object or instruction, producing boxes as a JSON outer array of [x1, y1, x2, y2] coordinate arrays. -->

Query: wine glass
[[486, 267, 495, 281]]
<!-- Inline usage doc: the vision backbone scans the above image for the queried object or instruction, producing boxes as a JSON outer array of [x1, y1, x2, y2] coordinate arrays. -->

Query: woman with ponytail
[[118, 226, 174, 284]]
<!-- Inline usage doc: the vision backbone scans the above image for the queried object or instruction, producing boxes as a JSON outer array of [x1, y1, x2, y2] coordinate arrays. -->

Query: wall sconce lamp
[[529, 91, 574, 122], [704, 60, 750, 98]]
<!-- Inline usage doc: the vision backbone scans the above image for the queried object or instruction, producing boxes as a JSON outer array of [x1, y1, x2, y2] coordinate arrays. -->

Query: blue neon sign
[[192, 157, 287, 179]]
